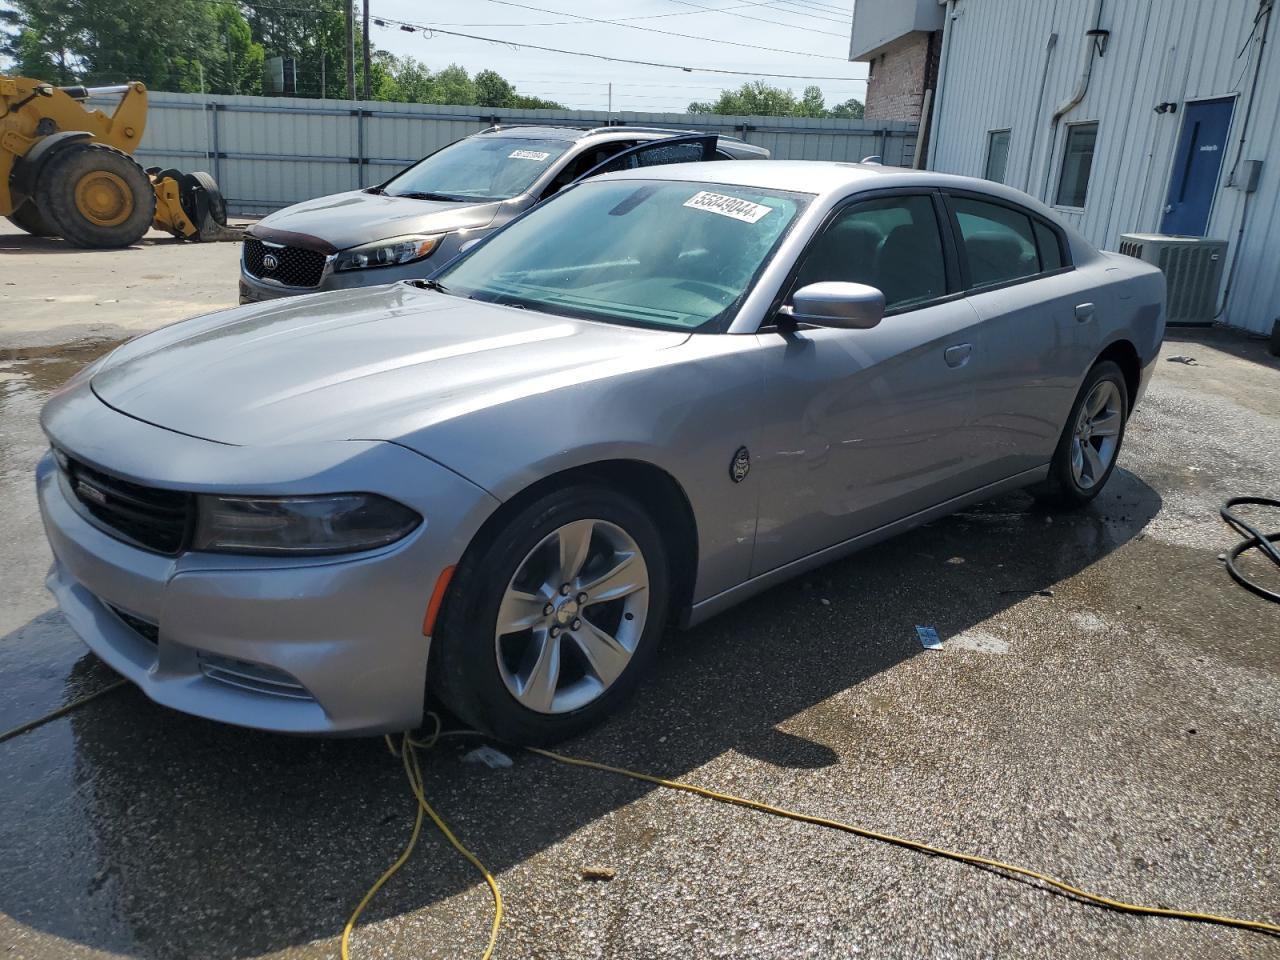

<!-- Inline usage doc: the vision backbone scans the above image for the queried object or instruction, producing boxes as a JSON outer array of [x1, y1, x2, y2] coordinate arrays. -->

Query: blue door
[[1160, 97, 1234, 236]]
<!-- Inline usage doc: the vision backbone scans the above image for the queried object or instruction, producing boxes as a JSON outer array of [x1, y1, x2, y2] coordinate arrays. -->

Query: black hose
[[1220, 497, 1280, 603]]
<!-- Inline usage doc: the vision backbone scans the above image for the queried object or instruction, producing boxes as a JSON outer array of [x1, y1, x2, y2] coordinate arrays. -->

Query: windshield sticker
[[683, 191, 773, 223], [508, 149, 551, 161]]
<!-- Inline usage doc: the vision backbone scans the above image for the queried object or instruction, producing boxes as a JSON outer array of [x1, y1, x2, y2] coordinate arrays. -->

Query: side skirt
[[684, 464, 1050, 628]]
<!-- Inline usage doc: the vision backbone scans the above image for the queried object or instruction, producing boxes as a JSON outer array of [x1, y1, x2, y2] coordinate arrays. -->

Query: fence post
[[207, 101, 222, 188]]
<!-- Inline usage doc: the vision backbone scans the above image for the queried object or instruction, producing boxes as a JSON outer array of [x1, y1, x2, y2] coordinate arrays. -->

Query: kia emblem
[[262, 253, 279, 271]]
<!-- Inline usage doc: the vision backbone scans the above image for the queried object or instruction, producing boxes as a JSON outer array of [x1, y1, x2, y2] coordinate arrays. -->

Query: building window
[[985, 130, 1011, 183], [1056, 122, 1098, 208]]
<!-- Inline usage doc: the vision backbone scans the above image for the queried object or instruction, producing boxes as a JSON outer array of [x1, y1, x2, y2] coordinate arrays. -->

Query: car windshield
[[437, 179, 808, 331], [382, 137, 573, 202]]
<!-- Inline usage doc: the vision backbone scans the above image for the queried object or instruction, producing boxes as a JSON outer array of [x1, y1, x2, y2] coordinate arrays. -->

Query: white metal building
[[852, 0, 1279, 336]]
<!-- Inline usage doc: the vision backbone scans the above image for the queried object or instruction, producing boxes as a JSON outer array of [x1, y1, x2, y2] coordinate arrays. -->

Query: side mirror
[[458, 237, 483, 255], [782, 282, 885, 329]]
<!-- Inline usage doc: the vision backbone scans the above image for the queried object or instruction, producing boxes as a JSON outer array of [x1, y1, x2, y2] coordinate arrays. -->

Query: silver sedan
[[37, 161, 1165, 742]]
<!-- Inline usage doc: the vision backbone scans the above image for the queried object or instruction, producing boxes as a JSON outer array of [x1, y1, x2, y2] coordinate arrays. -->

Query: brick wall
[[864, 31, 938, 123]]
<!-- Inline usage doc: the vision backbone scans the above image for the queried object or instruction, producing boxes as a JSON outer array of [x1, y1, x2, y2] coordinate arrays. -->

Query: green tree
[[688, 80, 798, 117], [795, 85, 826, 118], [1, 0, 80, 83], [829, 97, 865, 119], [475, 69, 514, 108], [428, 63, 475, 105], [688, 81, 865, 120]]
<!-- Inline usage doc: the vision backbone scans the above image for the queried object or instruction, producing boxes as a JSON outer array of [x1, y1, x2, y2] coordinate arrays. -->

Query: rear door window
[[950, 196, 1041, 289], [572, 135, 718, 184]]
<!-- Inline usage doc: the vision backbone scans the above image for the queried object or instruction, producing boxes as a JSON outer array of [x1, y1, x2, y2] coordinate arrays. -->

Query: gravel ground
[[0, 225, 1277, 959]]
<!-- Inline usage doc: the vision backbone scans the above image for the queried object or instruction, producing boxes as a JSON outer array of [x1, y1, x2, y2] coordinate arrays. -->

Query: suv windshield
[[437, 179, 808, 331], [383, 136, 573, 202]]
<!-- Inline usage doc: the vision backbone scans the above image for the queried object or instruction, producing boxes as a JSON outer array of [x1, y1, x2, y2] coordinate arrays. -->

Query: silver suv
[[238, 125, 768, 303]]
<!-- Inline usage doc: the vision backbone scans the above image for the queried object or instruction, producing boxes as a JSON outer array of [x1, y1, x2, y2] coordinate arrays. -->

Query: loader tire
[[5, 200, 57, 237], [36, 142, 156, 249]]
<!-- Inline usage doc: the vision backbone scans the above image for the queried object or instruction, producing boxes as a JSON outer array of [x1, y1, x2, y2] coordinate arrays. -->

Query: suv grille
[[243, 236, 327, 288], [60, 454, 192, 555]]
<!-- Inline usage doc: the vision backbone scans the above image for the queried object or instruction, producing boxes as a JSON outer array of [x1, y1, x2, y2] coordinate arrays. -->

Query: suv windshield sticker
[[683, 191, 773, 224], [508, 149, 551, 161]]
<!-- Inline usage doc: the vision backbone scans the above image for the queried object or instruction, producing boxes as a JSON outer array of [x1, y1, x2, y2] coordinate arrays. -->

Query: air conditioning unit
[[1117, 234, 1227, 326]]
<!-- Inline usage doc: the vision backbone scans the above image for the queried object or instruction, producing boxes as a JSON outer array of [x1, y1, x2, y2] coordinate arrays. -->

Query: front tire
[[1033, 359, 1129, 509], [36, 143, 156, 249], [432, 485, 670, 744]]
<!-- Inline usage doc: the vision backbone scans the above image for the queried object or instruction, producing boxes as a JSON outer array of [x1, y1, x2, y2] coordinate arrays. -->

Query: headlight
[[193, 494, 421, 555], [333, 235, 442, 271]]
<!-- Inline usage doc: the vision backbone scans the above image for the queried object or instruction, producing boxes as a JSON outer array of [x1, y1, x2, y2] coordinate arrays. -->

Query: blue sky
[[367, 0, 867, 113]]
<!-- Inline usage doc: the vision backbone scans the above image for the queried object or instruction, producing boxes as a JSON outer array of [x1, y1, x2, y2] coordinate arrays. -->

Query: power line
[[730, 0, 848, 24], [655, 0, 847, 36], [374, 16, 865, 81], [469, 0, 849, 59]]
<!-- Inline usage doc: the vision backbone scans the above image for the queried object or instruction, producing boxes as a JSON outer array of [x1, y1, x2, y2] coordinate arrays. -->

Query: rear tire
[[5, 200, 57, 237], [36, 142, 156, 249], [1032, 359, 1129, 510], [431, 485, 670, 744]]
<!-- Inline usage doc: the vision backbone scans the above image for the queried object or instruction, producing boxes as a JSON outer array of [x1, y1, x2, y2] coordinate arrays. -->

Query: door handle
[[944, 343, 972, 368], [1075, 302, 1095, 322]]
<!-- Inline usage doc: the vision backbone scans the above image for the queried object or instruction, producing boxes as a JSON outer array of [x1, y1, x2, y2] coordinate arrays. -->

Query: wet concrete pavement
[[0, 220, 246, 348], [1, 305, 1278, 958]]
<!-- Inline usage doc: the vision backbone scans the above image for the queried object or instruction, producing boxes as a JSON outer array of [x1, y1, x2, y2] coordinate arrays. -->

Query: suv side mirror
[[782, 282, 885, 329]]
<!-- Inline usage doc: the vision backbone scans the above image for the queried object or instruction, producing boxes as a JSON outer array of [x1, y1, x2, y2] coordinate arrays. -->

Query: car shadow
[[1165, 326, 1280, 372], [0, 470, 1161, 958]]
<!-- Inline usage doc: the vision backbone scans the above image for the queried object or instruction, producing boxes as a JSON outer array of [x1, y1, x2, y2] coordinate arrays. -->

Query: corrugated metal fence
[[114, 92, 917, 215]]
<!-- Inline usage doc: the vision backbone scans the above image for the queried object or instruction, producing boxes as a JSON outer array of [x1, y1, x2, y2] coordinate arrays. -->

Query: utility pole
[[608, 82, 612, 114], [362, 0, 372, 101], [320, 50, 326, 98], [345, 0, 356, 99]]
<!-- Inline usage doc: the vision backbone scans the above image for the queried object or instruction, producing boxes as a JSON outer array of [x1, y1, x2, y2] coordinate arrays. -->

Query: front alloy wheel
[[496, 519, 649, 714], [432, 485, 669, 744]]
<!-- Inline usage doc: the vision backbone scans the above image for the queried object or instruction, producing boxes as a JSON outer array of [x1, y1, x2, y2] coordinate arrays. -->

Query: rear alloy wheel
[[1033, 359, 1129, 509], [432, 485, 669, 744], [36, 142, 156, 248], [1069, 378, 1124, 491]]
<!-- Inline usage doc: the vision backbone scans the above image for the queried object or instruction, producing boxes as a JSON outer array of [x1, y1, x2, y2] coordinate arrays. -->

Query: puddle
[[0, 338, 126, 395]]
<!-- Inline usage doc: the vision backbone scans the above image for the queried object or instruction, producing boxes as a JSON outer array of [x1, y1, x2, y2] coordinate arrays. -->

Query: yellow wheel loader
[[1, 76, 239, 248]]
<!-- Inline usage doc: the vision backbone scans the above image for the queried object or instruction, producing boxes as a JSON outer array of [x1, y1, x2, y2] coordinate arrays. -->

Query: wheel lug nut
[[577, 592, 588, 604], [543, 602, 554, 615], [549, 625, 561, 637], [559, 583, 571, 596], [571, 618, 582, 631]]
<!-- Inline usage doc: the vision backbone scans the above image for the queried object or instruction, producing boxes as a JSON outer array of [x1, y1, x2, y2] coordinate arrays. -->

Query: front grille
[[61, 454, 192, 555], [108, 604, 159, 644], [242, 236, 327, 288], [198, 653, 314, 700]]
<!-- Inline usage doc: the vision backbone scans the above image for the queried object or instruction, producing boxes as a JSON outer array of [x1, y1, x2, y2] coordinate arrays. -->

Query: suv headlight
[[333, 235, 442, 271], [193, 494, 421, 555]]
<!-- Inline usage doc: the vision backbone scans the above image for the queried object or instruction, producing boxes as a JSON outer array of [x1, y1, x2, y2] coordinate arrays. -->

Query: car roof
[[474, 125, 694, 143], [597, 160, 1072, 221]]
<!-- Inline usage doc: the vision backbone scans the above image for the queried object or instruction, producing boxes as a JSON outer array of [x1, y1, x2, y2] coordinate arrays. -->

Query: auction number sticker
[[683, 191, 772, 223], [509, 149, 551, 161]]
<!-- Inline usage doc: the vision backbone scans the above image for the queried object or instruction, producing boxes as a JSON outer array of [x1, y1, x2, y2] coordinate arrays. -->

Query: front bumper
[[36, 394, 498, 735]]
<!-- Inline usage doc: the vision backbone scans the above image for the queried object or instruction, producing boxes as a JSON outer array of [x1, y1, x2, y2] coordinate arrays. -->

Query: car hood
[[253, 190, 503, 250], [90, 284, 690, 447]]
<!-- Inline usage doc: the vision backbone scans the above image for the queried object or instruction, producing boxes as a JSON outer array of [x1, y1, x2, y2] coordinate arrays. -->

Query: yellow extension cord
[[341, 722, 1280, 959], [3, 688, 1277, 956]]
